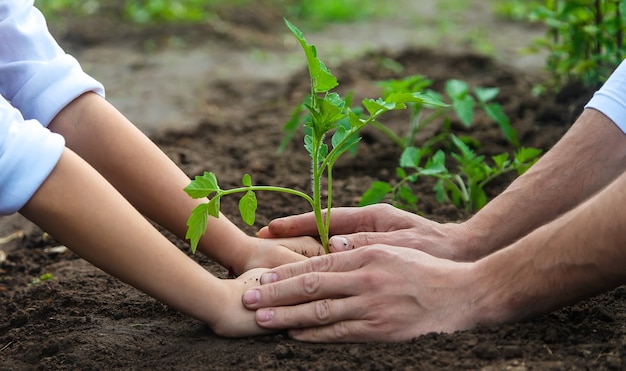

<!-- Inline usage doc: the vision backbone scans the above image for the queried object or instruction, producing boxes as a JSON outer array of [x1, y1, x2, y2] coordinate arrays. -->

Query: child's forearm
[[19, 148, 239, 331], [463, 109, 626, 259], [47, 93, 249, 267]]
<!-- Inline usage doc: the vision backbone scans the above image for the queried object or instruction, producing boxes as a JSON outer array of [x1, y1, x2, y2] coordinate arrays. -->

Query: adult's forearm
[[471, 169, 626, 326], [463, 109, 626, 258]]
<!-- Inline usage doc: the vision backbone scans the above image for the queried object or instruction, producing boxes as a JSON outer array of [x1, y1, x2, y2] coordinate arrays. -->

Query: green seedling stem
[[184, 19, 446, 253]]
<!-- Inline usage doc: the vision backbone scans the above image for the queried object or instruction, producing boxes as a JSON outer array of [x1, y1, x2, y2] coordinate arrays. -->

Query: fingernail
[[329, 236, 349, 251], [257, 309, 274, 323], [243, 289, 260, 305], [260, 272, 277, 284]]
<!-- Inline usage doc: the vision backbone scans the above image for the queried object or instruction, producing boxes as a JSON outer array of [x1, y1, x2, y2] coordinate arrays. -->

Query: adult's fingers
[[287, 320, 376, 343], [254, 296, 367, 333], [243, 252, 366, 309]]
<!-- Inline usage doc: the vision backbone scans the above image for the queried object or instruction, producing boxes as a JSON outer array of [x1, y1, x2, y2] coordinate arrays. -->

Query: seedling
[[184, 19, 446, 253], [28, 273, 55, 287], [361, 136, 542, 212]]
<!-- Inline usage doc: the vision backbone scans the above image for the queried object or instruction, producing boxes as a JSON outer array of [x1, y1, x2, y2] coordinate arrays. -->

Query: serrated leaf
[[207, 196, 221, 219], [362, 98, 397, 117], [186, 203, 210, 254], [491, 153, 510, 168], [515, 147, 543, 163], [239, 190, 257, 226], [184, 172, 221, 198]]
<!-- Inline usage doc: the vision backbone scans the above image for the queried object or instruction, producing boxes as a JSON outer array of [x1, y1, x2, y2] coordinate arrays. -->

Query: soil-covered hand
[[258, 204, 474, 261], [241, 246, 481, 342], [210, 268, 277, 337]]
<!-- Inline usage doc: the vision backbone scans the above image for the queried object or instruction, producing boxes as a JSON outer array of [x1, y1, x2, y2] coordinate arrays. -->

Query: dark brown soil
[[1, 4, 625, 370]]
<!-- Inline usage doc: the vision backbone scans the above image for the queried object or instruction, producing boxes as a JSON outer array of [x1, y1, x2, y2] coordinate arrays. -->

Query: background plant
[[526, 0, 626, 89], [184, 19, 446, 253], [358, 76, 541, 212], [362, 136, 541, 212]]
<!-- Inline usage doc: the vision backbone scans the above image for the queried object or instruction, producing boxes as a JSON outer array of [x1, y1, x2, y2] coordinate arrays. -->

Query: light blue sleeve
[[0, 0, 104, 127], [0, 95, 65, 214], [585, 59, 626, 134]]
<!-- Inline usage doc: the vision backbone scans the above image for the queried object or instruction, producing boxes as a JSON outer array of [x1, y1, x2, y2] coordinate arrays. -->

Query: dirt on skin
[[1, 3, 625, 370]]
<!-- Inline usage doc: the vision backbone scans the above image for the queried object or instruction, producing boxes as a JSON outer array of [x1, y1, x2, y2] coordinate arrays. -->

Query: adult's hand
[[242, 245, 483, 342], [258, 204, 476, 261]]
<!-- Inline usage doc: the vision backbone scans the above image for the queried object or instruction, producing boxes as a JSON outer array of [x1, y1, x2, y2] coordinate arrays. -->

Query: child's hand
[[236, 236, 324, 276], [209, 268, 276, 337]]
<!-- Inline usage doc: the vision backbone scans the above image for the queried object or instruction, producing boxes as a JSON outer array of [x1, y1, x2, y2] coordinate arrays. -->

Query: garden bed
[[1, 3, 625, 369]]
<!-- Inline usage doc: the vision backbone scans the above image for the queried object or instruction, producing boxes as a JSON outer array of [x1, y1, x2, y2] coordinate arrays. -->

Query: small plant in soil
[[358, 74, 540, 212], [360, 135, 542, 212], [184, 19, 446, 253]]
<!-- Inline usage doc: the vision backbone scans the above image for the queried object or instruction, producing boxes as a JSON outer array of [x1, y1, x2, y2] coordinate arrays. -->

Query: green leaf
[[491, 153, 510, 169], [474, 87, 500, 103], [397, 186, 418, 206], [515, 147, 543, 163], [207, 197, 221, 219], [186, 203, 210, 254], [359, 181, 393, 206], [242, 173, 252, 187], [362, 98, 397, 117], [184, 172, 221, 199], [421, 150, 447, 175], [483, 103, 519, 147], [451, 135, 475, 161], [284, 18, 338, 94], [470, 185, 488, 210], [451, 96, 475, 127], [445, 79, 469, 99], [399, 146, 421, 168], [239, 190, 257, 226]]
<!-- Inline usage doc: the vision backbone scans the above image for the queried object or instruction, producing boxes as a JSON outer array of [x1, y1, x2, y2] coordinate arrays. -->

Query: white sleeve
[[0, 0, 104, 127], [0, 95, 65, 215], [585, 59, 626, 134]]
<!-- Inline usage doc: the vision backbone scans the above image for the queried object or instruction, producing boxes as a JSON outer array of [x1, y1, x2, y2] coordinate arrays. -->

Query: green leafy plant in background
[[374, 76, 520, 150], [363, 137, 541, 212], [36, 0, 390, 25], [184, 19, 446, 253], [359, 76, 541, 212], [527, 0, 626, 89]]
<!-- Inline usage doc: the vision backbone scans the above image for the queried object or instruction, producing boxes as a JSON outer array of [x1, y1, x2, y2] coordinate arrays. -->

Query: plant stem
[[220, 186, 314, 205]]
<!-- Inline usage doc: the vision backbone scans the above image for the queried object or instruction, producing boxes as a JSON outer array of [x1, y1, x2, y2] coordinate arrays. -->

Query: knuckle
[[307, 254, 334, 272], [330, 321, 353, 341], [313, 299, 332, 323], [301, 272, 322, 296]]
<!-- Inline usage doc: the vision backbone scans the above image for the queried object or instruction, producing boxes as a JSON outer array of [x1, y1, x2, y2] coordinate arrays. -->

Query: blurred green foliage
[[35, 0, 387, 25], [528, 0, 626, 88]]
